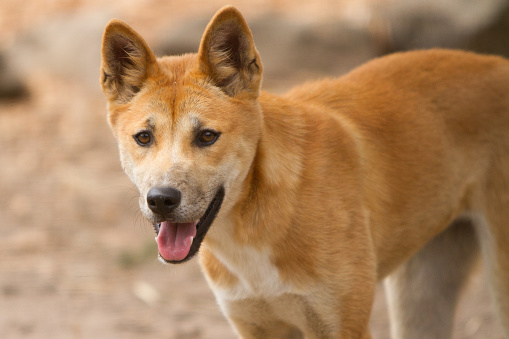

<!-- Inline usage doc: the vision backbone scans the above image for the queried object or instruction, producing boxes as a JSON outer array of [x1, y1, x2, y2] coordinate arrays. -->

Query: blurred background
[[1, 0, 508, 338]]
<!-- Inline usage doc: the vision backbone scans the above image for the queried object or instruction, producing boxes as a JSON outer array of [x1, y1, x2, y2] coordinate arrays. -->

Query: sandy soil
[[0, 1, 506, 338]]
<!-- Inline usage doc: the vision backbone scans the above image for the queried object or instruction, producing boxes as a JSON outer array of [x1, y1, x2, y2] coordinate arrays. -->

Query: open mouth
[[153, 186, 225, 264]]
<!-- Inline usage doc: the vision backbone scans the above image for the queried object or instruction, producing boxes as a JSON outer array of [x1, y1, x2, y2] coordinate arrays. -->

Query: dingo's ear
[[100, 19, 157, 103], [197, 6, 263, 98]]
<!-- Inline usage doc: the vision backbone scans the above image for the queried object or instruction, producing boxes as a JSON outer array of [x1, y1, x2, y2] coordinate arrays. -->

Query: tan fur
[[101, 6, 509, 339]]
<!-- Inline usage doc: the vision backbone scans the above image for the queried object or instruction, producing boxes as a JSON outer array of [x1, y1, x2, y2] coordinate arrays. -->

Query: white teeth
[[190, 236, 194, 243], [155, 236, 158, 242]]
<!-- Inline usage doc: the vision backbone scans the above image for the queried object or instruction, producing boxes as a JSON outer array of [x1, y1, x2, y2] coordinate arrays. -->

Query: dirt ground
[[0, 1, 506, 338]]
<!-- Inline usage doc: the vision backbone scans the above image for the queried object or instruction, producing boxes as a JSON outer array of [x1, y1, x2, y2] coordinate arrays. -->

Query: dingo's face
[[101, 10, 263, 263]]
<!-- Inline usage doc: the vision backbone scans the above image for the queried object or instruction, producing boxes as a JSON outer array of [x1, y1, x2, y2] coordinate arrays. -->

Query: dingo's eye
[[134, 131, 153, 146], [197, 130, 220, 146]]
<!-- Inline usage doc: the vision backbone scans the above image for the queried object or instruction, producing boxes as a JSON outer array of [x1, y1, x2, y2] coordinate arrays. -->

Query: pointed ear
[[100, 19, 157, 103], [197, 6, 263, 98]]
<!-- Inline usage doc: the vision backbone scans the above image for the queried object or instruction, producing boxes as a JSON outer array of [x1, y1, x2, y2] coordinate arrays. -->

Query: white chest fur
[[205, 241, 294, 302]]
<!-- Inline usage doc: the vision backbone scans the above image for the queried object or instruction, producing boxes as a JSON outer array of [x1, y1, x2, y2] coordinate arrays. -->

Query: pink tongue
[[156, 221, 197, 261]]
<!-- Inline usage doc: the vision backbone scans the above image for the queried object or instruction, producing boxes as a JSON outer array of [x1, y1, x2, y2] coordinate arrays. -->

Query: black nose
[[146, 187, 181, 216]]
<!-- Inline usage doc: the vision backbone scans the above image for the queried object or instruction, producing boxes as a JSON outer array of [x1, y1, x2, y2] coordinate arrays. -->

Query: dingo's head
[[100, 6, 263, 263]]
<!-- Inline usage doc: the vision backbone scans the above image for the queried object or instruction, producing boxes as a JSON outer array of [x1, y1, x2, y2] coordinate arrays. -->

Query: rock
[[153, 13, 379, 91], [372, 0, 509, 52], [152, 0, 509, 92], [467, 4, 509, 57], [132, 280, 160, 306], [0, 52, 28, 100], [3, 11, 113, 94]]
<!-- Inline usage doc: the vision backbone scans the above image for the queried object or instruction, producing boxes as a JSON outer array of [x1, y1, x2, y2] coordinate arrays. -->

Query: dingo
[[101, 6, 509, 339]]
